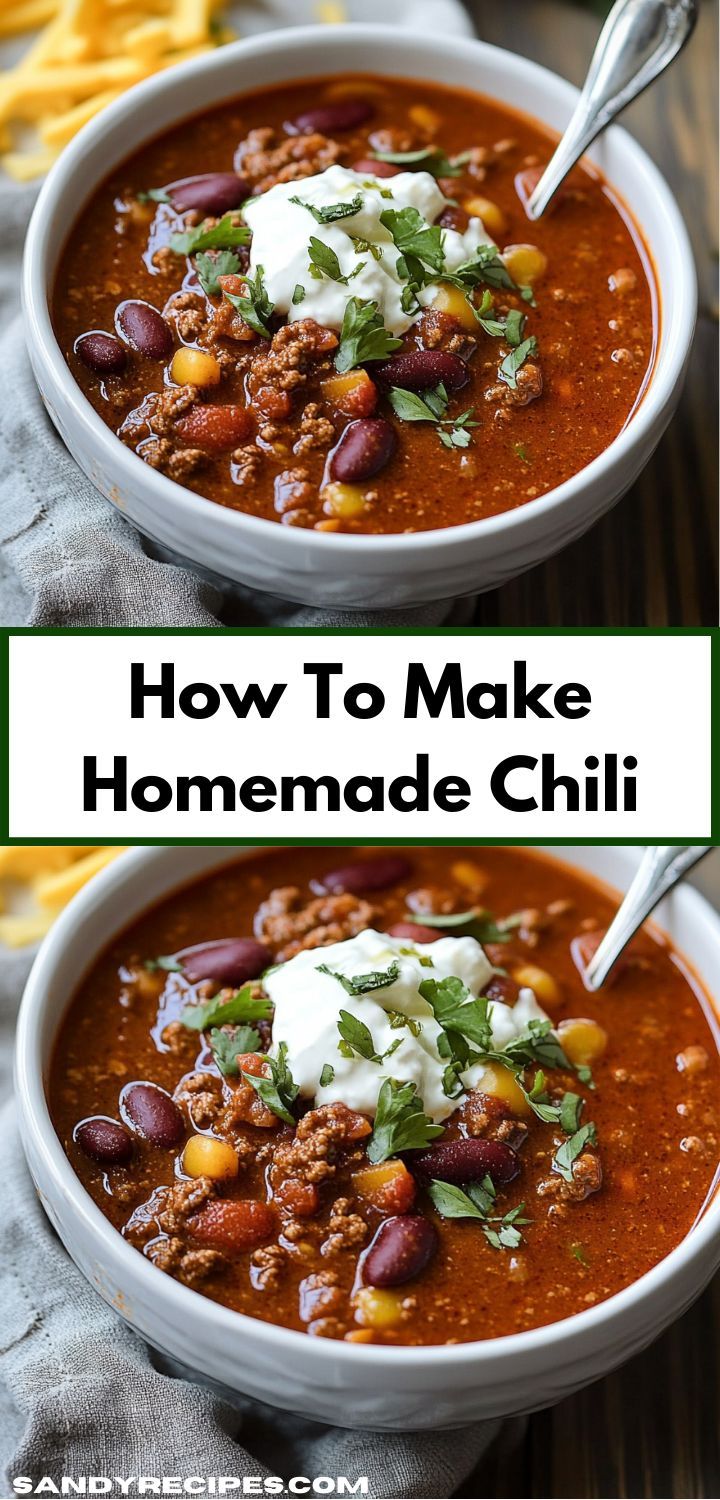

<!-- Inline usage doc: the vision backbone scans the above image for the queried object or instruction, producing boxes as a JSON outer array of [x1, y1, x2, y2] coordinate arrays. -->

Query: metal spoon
[[526, 0, 698, 220], [583, 845, 713, 991]]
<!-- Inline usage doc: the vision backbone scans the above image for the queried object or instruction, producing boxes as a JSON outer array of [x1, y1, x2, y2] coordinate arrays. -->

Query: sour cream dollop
[[263, 929, 551, 1124], [242, 164, 496, 336]]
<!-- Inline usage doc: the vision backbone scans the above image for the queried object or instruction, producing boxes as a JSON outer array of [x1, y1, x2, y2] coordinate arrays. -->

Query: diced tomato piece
[[275, 1179, 320, 1217], [254, 385, 293, 420], [322, 369, 378, 418], [216, 273, 247, 296], [353, 1159, 416, 1215], [177, 404, 253, 452], [190, 1198, 276, 1253], [235, 1052, 268, 1078]]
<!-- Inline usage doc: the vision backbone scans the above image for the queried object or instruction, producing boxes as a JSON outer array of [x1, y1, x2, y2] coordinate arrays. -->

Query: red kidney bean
[[178, 937, 271, 987], [169, 172, 248, 215], [287, 100, 375, 134], [482, 974, 520, 1005], [329, 417, 396, 484], [74, 1116, 133, 1166], [410, 1137, 520, 1187], [121, 1082, 184, 1148], [363, 1215, 438, 1288], [75, 331, 127, 375], [115, 300, 173, 360], [437, 205, 470, 232], [190, 1199, 277, 1253], [375, 349, 469, 392], [315, 856, 412, 896], [352, 157, 402, 178], [387, 921, 441, 944], [176, 404, 253, 452]]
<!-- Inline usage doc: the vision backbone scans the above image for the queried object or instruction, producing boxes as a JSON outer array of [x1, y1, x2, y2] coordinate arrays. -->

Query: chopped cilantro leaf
[[428, 1177, 531, 1250], [242, 1040, 299, 1125], [372, 146, 471, 179], [138, 187, 172, 205], [319, 1063, 335, 1087], [367, 1078, 443, 1164], [209, 1024, 261, 1076], [222, 264, 274, 338], [195, 249, 241, 297], [337, 1009, 402, 1065], [334, 297, 402, 373], [169, 213, 251, 257], [292, 283, 307, 304], [145, 954, 183, 974], [317, 960, 400, 995], [380, 206, 446, 278], [308, 235, 364, 285], [180, 983, 272, 1032], [290, 192, 363, 223], [553, 1122, 598, 1184], [498, 335, 538, 390]]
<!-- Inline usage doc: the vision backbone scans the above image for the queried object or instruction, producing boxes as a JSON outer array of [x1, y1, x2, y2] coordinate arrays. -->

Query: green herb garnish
[[195, 248, 241, 297], [290, 192, 363, 223], [170, 213, 251, 257], [380, 205, 446, 281], [317, 960, 400, 996], [180, 983, 272, 1032], [242, 1040, 299, 1125], [428, 1175, 531, 1250], [138, 187, 172, 205], [372, 146, 471, 179], [405, 907, 518, 945], [319, 1063, 335, 1087], [553, 1122, 598, 1184], [337, 1010, 402, 1065], [145, 954, 184, 974], [571, 1243, 590, 1267], [334, 297, 403, 372], [367, 1078, 443, 1164], [223, 264, 275, 338], [308, 235, 364, 285], [292, 283, 307, 304], [209, 1024, 261, 1076], [388, 383, 478, 451], [498, 335, 538, 391]]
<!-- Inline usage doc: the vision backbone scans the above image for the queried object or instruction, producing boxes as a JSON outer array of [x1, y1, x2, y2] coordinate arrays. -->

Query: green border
[[2, 626, 717, 846]]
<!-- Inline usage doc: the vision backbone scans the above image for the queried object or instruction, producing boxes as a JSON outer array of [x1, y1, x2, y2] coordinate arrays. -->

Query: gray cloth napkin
[[0, 0, 476, 628], [0, 944, 503, 1499]]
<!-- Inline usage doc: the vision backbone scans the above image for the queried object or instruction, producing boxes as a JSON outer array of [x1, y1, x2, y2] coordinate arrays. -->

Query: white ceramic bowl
[[15, 844, 720, 1431], [23, 26, 696, 612]]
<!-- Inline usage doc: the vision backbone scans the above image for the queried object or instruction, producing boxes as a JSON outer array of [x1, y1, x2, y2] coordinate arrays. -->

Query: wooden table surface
[[466, 0, 718, 627]]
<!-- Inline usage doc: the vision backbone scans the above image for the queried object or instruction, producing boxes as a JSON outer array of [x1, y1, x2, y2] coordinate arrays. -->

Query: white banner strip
[[7, 633, 712, 839]]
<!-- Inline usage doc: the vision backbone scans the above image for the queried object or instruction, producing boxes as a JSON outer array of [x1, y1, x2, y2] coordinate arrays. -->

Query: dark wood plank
[[466, 0, 718, 626]]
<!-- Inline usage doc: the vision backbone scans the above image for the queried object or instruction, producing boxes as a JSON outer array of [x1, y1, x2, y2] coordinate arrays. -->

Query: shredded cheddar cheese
[[1, 1, 349, 182], [0, 0, 232, 181], [0, 845, 126, 945]]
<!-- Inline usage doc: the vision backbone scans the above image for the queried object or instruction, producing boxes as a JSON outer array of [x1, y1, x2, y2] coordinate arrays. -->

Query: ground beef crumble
[[234, 127, 341, 194], [254, 885, 378, 959]]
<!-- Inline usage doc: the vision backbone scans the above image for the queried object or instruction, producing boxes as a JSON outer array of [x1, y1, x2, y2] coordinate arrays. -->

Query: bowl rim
[[15, 842, 720, 1373], [22, 23, 698, 558]]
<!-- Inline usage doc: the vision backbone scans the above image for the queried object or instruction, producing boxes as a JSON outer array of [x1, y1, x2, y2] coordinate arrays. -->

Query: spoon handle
[[526, 0, 698, 219], [583, 845, 714, 991]]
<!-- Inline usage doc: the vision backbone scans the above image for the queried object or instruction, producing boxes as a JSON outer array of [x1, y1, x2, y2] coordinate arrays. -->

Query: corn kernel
[[513, 963, 561, 1007], [464, 196, 507, 239], [502, 243, 548, 286], [354, 1286, 405, 1330], [344, 1328, 377, 1344], [478, 1062, 532, 1117], [558, 1017, 608, 1067], [325, 79, 388, 100], [409, 104, 441, 134], [425, 281, 478, 332], [170, 347, 221, 387], [183, 1134, 239, 1181], [451, 859, 488, 891], [322, 481, 367, 520]]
